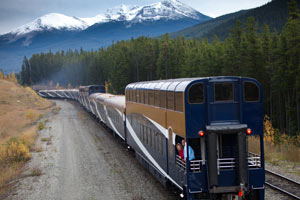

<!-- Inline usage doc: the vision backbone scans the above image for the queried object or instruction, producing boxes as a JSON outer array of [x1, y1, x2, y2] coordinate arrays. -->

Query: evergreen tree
[[280, 0, 300, 134]]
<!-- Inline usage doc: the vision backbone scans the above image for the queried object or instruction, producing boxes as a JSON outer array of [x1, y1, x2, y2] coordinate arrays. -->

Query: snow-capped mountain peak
[[94, 0, 204, 23], [11, 13, 89, 35], [6, 0, 209, 36]]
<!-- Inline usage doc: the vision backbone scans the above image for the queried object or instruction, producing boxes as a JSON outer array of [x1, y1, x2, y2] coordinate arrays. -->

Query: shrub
[[0, 137, 31, 164], [37, 121, 45, 130]]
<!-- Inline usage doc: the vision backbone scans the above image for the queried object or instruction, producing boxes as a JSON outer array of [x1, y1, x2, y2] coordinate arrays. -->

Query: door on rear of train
[[184, 77, 264, 200]]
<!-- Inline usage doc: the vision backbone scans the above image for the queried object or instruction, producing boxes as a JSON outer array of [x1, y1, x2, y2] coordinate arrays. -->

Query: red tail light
[[198, 130, 205, 137], [247, 128, 252, 135], [238, 190, 243, 197]]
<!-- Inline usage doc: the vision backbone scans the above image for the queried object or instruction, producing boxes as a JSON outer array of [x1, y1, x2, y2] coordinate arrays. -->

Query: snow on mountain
[[133, 0, 204, 22], [6, 0, 207, 36], [82, 0, 204, 24], [10, 13, 89, 35]]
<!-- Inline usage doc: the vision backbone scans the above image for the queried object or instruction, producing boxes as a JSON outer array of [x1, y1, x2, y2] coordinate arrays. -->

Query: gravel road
[[6, 100, 175, 200], [5, 100, 287, 200]]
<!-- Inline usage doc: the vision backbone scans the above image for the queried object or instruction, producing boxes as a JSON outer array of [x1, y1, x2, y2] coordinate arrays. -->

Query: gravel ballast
[[6, 100, 175, 200]]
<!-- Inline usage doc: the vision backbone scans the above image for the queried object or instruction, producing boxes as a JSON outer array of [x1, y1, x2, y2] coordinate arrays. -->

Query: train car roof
[[38, 89, 79, 92], [125, 77, 203, 92], [79, 85, 104, 88], [90, 93, 125, 112], [104, 95, 125, 112], [90, 93, 114, 101], [125, 77, 257, 92]]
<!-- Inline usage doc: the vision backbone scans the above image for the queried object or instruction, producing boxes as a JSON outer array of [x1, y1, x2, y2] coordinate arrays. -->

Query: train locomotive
[[37, 76, 265, 200]]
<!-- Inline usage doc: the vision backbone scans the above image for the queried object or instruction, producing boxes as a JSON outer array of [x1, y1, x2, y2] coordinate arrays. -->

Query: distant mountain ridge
[[0, 0, 211, 73], [4, 0, 207, 37], [171, 0, 300, 40]]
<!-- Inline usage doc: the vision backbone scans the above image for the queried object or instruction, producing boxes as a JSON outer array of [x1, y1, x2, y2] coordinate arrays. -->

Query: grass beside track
[[249, 135, 300, 177], [0, 79, 54, 197]]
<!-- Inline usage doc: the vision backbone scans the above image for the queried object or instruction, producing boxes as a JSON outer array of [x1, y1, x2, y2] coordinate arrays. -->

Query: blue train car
[[79, 85, 106, 111], [125, 77, 264, 200]]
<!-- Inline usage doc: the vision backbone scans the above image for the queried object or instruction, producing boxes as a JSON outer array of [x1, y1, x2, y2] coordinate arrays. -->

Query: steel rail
[[265, 169, 300, 200]]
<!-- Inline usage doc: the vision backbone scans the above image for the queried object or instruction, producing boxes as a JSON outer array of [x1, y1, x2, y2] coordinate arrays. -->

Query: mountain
[[171, 0, 300, 40], [9, 13, 89, 36], [0, 0, 211, 73]]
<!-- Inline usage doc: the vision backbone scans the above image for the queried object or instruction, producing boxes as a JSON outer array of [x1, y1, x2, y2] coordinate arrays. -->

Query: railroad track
[[265, 169, 300, 199]]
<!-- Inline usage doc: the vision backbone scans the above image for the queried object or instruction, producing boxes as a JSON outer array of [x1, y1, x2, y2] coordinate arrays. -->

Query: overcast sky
[[0, 0, 271, 34]]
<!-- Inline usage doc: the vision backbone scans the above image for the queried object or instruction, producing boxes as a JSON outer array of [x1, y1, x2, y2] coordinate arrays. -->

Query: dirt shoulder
[[0, 80, 54, 197], [5, 100, 175, 200], [0, 79, 53, 144]]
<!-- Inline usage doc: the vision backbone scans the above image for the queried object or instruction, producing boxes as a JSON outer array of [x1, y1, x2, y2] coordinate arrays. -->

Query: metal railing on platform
[[176, 155, 203, 172], [217, 158, 236, 170], [248, 152, 261, 168], [175, 152, 261, 172], [176, 155, 186, 170]]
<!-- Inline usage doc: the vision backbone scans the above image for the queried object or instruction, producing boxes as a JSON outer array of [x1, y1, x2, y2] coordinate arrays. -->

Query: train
[[37, 76, 265, 200]]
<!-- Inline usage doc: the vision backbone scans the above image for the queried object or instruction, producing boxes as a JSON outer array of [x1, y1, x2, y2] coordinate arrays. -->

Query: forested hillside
[[18, 0, 300, 136], [171, 0, 300, 40]]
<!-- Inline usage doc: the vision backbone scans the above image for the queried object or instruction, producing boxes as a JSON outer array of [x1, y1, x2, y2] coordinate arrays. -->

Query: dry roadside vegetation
[[249, 116, 300, 175], [0, 75, 54, 197]]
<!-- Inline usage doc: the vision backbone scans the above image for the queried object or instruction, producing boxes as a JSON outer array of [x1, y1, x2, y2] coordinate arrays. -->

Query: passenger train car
[[37, 77, 265, 200]]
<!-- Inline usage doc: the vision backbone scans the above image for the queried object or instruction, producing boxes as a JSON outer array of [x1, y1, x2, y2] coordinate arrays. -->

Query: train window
[[167, 91, 174, 110], [244, 82, 259, 102], [149, 90, 155, 105], [125, 90, 128, 101], [144, 90, 149, 105], [145, 127, 148, 144], [128, 91, 131, 101], [137, 90, 141, 103], [141, 90, 144, 104], [139, 125, 142, 139], [143, 126, 146, 142], [139, 90, 142, 103], [129, 91, 132, 101], [129, 90, 132, 101], [141, 125, 145, 139], [140, 90, 143, 103], [154, 90, 160, 107], [175, 92, 183, 112], [160, 135, 164, 155], [149, 129, 152, 147], [214, 83, 234, 102], [155, 133, 158, 152], [157, 134, 161, 153], [151, 131, 155, 149], [188, 83, 204, 104], [131, 90, 134, 102], [138, 90, 141, 103], [146, 128, 149, 145], [160, 91, 167, 108], [132, 90, 136, 102]]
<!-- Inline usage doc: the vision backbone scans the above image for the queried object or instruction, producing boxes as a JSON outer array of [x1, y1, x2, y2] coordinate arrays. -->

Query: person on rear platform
[[176, 143, 184, 160], [182, 139, 195, 161]]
